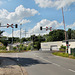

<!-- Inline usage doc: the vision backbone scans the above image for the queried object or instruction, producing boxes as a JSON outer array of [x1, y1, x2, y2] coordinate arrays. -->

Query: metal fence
[[70, 48, 75, 57]]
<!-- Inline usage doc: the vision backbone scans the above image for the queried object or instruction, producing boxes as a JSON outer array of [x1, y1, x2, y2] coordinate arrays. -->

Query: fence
[[70, 48, 75, 57]]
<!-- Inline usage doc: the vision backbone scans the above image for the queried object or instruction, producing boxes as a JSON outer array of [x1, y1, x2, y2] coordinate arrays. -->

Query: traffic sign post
[[66, 40, 70, 53], [40, 26, 52, 31]]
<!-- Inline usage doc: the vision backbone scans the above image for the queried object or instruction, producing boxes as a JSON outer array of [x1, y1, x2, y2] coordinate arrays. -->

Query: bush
[[59, 45, 66, 52], [0, 46, 6, 50], [61, 45, 66, 49], [27, 45, 31, 50], [22, 46, 27, 50], [19, 46, 22, 50], [13, 47, 17, 50]]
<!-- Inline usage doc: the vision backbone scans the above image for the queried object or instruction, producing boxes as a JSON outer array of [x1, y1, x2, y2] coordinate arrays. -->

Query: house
[[23, 41, 33, 46], [41, 40, 75, 54], [6, 43, 20, 51]]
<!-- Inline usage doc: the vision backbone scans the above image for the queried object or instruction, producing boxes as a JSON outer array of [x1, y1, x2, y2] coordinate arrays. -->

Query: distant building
[[6, 43, 20, 51], [41, 39, 75, 54], [23, 41, 33, 46]]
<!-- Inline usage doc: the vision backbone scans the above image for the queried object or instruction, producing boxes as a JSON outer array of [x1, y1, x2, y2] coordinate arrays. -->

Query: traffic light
[[66, 40, 69, 53], [40, 26, 42, 30], [66, 41, 69, 45], [15, 24, 18, 28]]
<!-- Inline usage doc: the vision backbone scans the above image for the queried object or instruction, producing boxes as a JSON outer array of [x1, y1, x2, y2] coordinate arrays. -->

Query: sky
[[0, 0, 75, 38]]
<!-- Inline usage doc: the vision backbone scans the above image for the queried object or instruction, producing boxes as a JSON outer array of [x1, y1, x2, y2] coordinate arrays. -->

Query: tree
[[21, 38, 27, 43], [67, 28, 71, 39], [48, 29, 65, 41], [71, 30, 75, 39], [0, 30, 4, 37]]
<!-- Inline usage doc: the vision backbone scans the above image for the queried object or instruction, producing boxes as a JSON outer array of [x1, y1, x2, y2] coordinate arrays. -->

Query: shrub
[[22, 46, 27, 50], [0, 46, 6, 50], [61, 45, 66, 49], [59, 45, 66, 52], [19, 46, 22, 50], [13, 47, 17, 50], [27, 45, 31, 50]]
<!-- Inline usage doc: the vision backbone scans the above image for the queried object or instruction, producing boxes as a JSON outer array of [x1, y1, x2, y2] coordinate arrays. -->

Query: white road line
[[52, 63, 61, 67], [68, 69, 75, 73], [35, 55, 61, 67], [34, 54, 75, 73]]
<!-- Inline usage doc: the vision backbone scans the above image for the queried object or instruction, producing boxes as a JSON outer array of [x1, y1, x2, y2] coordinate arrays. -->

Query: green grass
[[52, 52, 69, 57], [0, 50, 29, 53], [0, 50, 19, 53], [52, 52, 75, 59]]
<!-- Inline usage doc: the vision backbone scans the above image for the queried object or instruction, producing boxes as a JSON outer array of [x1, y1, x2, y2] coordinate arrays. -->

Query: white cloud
[[67, 22, 75, 28], [28, 19, 63, 36], [20, 19, 31, 24], [0, 5, 38, 26], [35, 0, 75, 9], [3, 32, 10, 37], [3, 29, 25, 38]]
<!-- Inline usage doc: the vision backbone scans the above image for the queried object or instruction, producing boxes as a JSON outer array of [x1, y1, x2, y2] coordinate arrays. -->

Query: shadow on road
[[0, 56, 51, 68], [15, 57, 52, 67]]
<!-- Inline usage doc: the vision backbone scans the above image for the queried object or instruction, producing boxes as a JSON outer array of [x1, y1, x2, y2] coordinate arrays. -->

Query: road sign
[[50, 27, 52, 31], [46, 27, 48, 31], [7, 24, 14, 28]]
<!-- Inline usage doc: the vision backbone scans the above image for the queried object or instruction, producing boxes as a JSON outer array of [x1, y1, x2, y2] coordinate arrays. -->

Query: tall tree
[[67, 28, 71, 39], [48, 29, 65, 41], [0, 30, 4, 37]]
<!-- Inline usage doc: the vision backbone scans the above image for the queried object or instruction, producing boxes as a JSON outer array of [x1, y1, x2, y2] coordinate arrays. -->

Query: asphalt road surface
[[0, 51, 75, 75]]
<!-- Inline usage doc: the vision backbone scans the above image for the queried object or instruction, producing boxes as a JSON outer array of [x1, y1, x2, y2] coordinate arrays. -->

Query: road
[[0, 51, 75, 75]]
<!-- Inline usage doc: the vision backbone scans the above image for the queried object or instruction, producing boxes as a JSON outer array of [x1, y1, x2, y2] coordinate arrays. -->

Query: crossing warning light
[[40, 26, 42, 30], [15, 24, 18, 28]]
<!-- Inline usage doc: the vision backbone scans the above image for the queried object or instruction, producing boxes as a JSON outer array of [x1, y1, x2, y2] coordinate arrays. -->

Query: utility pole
[[62, 7, 69, 53], [62, 7, 66, 41], [19, 23, 22, 52], [20, 23, 22, 43], [25, 29, 26, 37], [12, 28, 14, 44]]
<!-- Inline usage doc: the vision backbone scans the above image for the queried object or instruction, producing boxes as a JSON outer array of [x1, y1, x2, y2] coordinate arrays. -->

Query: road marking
[[52, 63, 61, 67], [35, 54, 61, 67], [68, 69, 75, 73], [34, 54, 75, 73]]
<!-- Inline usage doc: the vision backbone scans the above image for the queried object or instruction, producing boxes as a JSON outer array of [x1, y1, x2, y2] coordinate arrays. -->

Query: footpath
[[0, 57, 28, 75]]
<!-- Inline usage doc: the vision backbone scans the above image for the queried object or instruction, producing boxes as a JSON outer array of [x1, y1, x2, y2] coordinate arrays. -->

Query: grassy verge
[[52, 52, 69, 57], [52, 52, 75, 59], [0, 50, 29, 53]]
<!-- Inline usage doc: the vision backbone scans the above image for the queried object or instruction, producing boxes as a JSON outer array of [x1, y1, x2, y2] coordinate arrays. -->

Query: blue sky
[[0, 0, 75, 37]]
